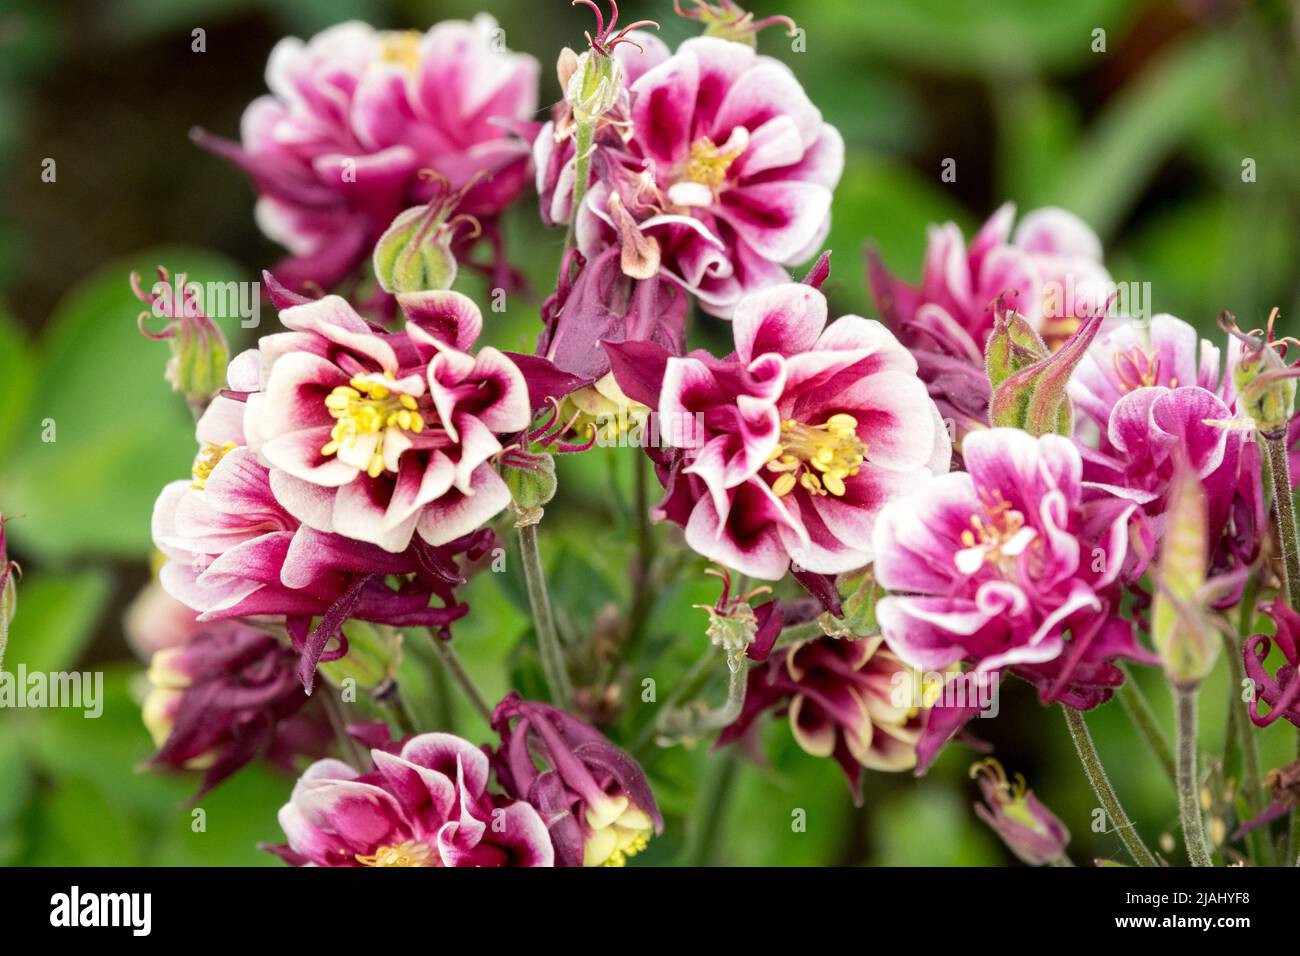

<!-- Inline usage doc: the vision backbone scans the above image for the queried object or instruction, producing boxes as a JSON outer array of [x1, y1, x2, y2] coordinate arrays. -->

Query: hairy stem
[[1062, 706, 1159, 867], [1176, 687, 1213, 866], [427, 629, 493, 726], [654, 654, 748, 742], [518, 523, 574, 709], [564, 121, 595, 249], [1264, 433, 1300, 608], [1116, 666, 1176, 786], [1226, 589, 1273, 865]]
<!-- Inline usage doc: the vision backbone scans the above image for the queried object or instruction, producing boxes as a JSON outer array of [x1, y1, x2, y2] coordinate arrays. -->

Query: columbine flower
[[242, 286, 530, 553], [542, 31, 842, 316], [1070, 313, 1263, 601], [193, 18, 538, 290], [869, 204, 1111, 435], [719, 634, 928, 800], [123, 578, 204, 660], [611, 281, 950, 580], [1243, 602, 1300, 729], [970, 758, 1071, 866], [492, 693, 662, 867], [873, 429, 1156, 758], [266, 732, 554, 867], [144, 622, 329, 796], [153, 350, 491, 687]]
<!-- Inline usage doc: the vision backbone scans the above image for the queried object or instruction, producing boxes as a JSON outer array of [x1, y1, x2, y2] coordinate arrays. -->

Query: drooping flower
[[144, 622, 330, 796], [242, 285, 530, 554], [193, 18, 539, 290], [869, 204, 1111, 436], [970, 758, 1071, 866], [611, 281, 950, 580], [153, 348, 493, 687], [1243, 602, 1300, 729], [718, 634, 928, 800], [492, 693, 662, 867], [123, 578, 204, 661], [266, 732, 554, 867], [873, 429, 1156, 759], [541, 33, 843, 316]]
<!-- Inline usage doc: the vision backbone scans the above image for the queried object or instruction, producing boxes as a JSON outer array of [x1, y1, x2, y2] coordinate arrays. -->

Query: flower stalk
[[1062, 706, 1159, 867], [427, 629, 494, 725], [1175, 687, 1213, 866], [1116, 667, 1176, 786], [517, 523, 574, 709]]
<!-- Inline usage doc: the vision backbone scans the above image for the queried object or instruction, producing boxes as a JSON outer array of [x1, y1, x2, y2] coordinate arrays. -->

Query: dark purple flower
[[971, 757, 1070, 866], [1244, 602, 1300, 729], [492, 693, 662, 867]]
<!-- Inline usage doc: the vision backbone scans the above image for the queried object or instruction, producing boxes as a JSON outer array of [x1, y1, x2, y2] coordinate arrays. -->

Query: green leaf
[[2, 568, 110, 674], [0, 247, 247, 562]]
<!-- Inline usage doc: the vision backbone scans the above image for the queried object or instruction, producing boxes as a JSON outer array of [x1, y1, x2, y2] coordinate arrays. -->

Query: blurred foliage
[[0, 0, 1297, 866]]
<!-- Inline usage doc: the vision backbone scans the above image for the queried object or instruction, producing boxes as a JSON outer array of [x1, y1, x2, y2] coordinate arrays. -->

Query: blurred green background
[[0, 0, 1297, 866]]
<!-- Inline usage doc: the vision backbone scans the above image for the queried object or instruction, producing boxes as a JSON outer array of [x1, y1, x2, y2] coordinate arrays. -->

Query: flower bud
[[492, 692, 663, 867], [373, 204, 460, 295], [989, 312, 1102, 436], [131, 267, 229, 406], [1226, 309, 1297, 438], [565, 48, 623, 126], [1151, 465, 1219, 687], [503, 451, 558, 514], [985, 306, 1049, 389], [971, 758, 1071, 866]]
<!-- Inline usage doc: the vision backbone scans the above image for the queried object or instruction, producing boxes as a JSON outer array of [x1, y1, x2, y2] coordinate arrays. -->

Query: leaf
[[2, 568, 110, 674], [0, 246, 248, 562]]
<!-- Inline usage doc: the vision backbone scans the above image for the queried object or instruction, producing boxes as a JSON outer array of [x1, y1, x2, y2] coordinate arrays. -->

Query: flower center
[[959, 489, 1028, 567], [766, 414, 866, 498], [356, 840, 433, 867], [321, 373, 425, 478], [378, 30, 422, 72], [686, 135, 742, 188], [1112, 346, 1173, 392], [582, 798, 656, 868], [191, 440, 237, 489]]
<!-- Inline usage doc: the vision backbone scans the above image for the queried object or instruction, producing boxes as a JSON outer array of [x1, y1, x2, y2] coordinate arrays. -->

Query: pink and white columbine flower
[[874, 429, 1156, 722], [1069, 313, 1263, 599], [243, 287, 530, 553], [267, 732, 554, 867], [194, 18, 538, 289], [869, 204, 1111, 434], [615, 282, 950, 580], [542, 35, 843, 317], [153, 350, 491, 686]]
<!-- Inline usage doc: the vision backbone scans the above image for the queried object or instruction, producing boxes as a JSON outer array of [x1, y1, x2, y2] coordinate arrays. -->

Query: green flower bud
[[1151, 468, 1219, 687], [132, 268, 230, 407], [1227, 309, 1297, 439], [373, 205, 459, 295], [504, 452, 558, 514], [989, 312, 1102, 436]]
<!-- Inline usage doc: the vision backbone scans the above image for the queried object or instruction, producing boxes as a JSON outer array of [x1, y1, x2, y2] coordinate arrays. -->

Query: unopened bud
[[1152, 467, 1218, 687], [132, 268, 229, 406], [989, 312, 1102, 436]]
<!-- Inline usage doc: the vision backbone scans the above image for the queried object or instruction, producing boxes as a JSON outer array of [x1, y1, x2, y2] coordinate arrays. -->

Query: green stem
[[372, 679, 416, 737], [1176, 687, 1213, 866], [682, 748, 740, 866], [564, 121, 595, 250], [1062, 706, 1159, 867], [517, 523, 574, 709], [1116, 667, 1176, 786], [1264, 433, 1300, 608], [321, 690, 367, 768], [427, 629, 493, 725], [655, 655, 748, 742], [1263, 433, 1300, 861], [632, 646, 717, 755]]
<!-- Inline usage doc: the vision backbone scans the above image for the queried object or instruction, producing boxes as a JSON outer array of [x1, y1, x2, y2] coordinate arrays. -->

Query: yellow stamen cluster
[[378, 30, 422, 72], [191, 440, 237, 489], [582, 798, 655, 868], [766, 414, 866, 498], [686, 135, 742, 189], [321, 373, 424, 479], [355, 840, 433, 867], [959, 489, 1026, 566]]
